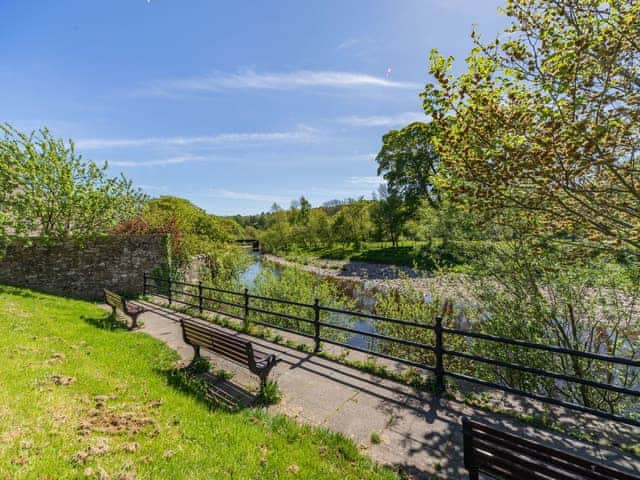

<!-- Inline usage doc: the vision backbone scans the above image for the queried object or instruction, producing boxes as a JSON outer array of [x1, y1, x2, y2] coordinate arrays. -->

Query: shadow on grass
[[0, 284, 38, 299], [161, 365, 256, 411], [82, 313, 130, 331]]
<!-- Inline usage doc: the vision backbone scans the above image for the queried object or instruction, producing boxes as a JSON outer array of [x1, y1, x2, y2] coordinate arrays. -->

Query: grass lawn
[[284, 240, 452, 270], [0, 285, 401, 480], [285, 241, 427, 268], [283, 239, 501, 272]]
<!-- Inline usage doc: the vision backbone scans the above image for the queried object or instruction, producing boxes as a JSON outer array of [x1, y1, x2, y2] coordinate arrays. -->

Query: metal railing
[[143, 273, 640, 427]]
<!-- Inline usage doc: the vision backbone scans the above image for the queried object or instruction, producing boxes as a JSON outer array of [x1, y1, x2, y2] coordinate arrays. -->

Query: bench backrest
[[462, 417, 639, 480], [104, 289, 126, 311], [182, 318, 252, 366]]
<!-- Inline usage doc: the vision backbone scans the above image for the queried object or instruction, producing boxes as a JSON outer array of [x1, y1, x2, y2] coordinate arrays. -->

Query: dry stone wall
[[0, 235, 170, 300]]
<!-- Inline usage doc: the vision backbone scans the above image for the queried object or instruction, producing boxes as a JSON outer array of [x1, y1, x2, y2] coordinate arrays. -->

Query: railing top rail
[[248, 293, 314, 309], [144, 273, 639, 371], [443, 326, 640, 368], [201, 284, 245, 296], [444, 348, 640, 397], [320, 305, 435, 330], [319, 320, 436, 352], [144, 273, 640, 427]]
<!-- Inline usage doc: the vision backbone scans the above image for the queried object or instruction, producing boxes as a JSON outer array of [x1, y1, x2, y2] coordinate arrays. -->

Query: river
[[238, 252, 386, 350]]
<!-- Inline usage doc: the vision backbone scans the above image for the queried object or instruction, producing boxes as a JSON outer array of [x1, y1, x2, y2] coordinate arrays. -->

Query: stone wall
[[0, 235, 169, 300]]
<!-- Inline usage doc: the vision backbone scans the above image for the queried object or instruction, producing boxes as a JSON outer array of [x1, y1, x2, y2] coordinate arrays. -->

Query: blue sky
[[1, 0, 507, 215]]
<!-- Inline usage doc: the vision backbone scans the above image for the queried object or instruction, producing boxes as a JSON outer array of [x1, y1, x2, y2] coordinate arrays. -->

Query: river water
[[239, 253, 382, 349]]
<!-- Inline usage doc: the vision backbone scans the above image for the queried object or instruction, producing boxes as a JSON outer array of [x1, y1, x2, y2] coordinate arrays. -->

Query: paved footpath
[[127, 300, 639, 480]]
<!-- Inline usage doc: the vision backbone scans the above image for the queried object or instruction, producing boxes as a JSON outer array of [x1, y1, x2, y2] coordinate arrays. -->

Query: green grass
[[284, 239, 500, 272], [0, 285, 401, 479], [285, 241, 427, 268], [284, 240, 446, 270]]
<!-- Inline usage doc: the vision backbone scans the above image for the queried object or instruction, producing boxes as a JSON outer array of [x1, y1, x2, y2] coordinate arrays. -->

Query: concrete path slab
[[121, 300, 640, 480]]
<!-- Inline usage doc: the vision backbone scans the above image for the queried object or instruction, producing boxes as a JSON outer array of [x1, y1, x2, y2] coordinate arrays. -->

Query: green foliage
[[251, 265, 356, 342], [423, 0, 640, 255], [464, 239, 640, 414], [188, 356, 211, 374], [0, 124, 145, 242], [331, 199, 374, 250], [371, 184, 412, 247], [256, 380, 282, 405], [372, 279, 469, 375], [375, 121, 441, 211], [117, 195, 250, 281], [249, 197, 379, 254]]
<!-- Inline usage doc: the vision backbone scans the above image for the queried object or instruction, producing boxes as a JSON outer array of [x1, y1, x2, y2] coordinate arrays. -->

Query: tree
[[371, 184, 411, 247], [0, 124, 145, 240], [423, 0, 640, 254], [115, 196, 248, 276], [375, 122, 441, 212], [332, 199, 372, 249]]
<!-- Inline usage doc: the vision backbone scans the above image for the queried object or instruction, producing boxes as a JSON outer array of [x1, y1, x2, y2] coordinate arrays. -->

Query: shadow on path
[[134, 299, 640, 480]]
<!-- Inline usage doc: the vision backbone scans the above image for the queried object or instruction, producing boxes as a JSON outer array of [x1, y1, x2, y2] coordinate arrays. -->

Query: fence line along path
[[130, 295, 640, 480], [144, 273, 640, 428]]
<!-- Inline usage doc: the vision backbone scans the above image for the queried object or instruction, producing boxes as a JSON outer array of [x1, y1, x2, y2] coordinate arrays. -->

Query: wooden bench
[[181, 317, 277, 389], [104, 289, 146, 329], [462, 417, 639, 480]]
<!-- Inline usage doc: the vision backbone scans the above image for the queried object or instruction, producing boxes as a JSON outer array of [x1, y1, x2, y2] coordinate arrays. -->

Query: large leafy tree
[[423, 0, 640, 253], [375, 122, 441, 212], [371, 184, 411, 247], [0, 124, 145, 240]]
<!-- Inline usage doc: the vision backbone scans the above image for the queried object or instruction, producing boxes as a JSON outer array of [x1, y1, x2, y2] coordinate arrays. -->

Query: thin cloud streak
[[109, 155, 205, 167], [143, 69, 421, 95], [77, 127, 318, 150], [347, 176, 385, 185], [339, 111, 426, 127], [207, 188, 289, 203]]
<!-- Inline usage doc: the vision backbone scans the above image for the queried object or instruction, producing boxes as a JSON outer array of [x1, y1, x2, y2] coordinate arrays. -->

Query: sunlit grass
[[0, 285, 400, 479]]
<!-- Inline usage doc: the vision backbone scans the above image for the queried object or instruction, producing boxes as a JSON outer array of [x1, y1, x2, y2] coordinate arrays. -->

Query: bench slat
[[463, 418, 639, 480], [184, 322, 250, 347], [183, 328, 250, 359], [209, 347, 249, 365], [472, 430, 613, 480], [474, 438, 591, 480], [181, 319, 276, 384]]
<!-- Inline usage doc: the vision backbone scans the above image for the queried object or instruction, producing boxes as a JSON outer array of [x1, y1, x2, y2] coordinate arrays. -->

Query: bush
[[256, 380, 282, 405]]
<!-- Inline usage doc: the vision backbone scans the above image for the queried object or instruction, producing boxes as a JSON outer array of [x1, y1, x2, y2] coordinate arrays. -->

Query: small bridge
[[235, 239, 260, 252]]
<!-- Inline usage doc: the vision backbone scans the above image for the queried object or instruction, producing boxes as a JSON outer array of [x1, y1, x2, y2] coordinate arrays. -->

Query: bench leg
[[468, 468, 479, 480], [130, 313, 139, 330]]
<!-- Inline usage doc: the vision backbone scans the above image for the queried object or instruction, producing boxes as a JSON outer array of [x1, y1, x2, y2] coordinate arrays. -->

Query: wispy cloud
[[207, 188, 288, 203], [337, 38, 362, 50], [339, 111, 426, 127], [346, 176, 385, 185], [77, 126, 318, 150], [142, 69, 420, 96], [109, 155, 205, 167], [138, 184, 168, 191]]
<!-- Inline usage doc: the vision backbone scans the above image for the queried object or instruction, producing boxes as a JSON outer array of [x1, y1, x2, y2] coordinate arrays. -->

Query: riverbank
[[262, 254, 476, 306]]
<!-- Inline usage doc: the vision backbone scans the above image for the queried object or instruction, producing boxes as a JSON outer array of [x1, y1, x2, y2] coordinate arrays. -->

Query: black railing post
[[168, 277, 173, 306], [143, 272, 147, 296], [198, 281, 203, 314], [313, 298, 321, 353], [434, 315, 445, 394], [243, 288, 250, 330]]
